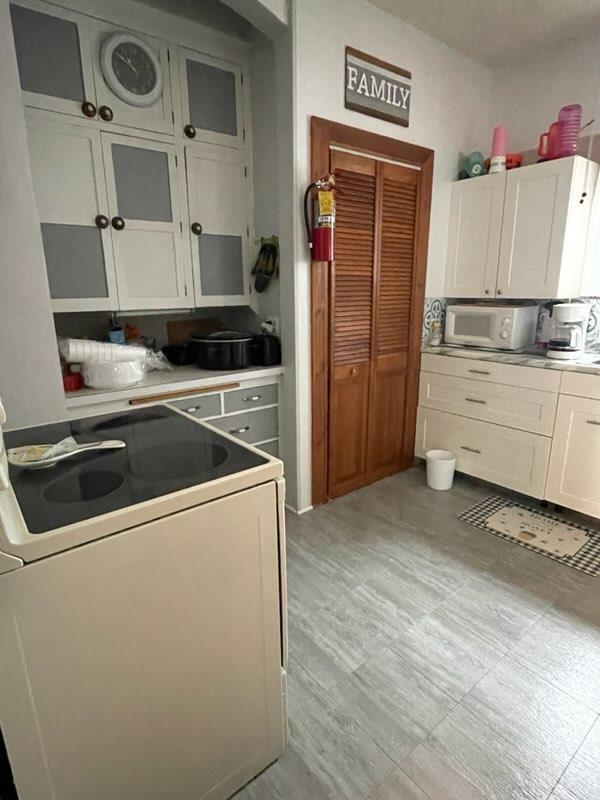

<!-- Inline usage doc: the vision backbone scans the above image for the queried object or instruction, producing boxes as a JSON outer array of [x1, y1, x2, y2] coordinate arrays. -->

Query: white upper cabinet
[[26, 112, 118, 312], [497, 156, 597, 298], [186, 144, 251, 306], [444, 156, 599, 299], [444, 173, 505, 298], [102, 133, 192, 310], [89, 21, 174, 135], [10, 0, 97, 121], [179, 49, 245, 148]]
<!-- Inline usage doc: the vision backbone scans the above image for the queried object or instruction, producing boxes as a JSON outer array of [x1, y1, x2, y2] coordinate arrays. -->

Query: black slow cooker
[[192, 331, 253, 370]]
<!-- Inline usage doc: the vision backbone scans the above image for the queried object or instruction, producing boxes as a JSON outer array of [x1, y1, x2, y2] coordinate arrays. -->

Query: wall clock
[[101, 33, 162, 107]]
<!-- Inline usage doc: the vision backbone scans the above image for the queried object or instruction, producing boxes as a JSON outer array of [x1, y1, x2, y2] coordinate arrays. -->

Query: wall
[[289, 0, 493, 510], [0, 0, 66, 430], [491, 30, 600, 155]]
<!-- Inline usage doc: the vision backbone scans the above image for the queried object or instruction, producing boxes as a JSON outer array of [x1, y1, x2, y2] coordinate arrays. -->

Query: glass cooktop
[[5, 406, 267, 534]]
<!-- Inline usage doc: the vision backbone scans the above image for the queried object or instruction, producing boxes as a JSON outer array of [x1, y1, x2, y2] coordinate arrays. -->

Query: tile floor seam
[[542, 712, 599, 800]]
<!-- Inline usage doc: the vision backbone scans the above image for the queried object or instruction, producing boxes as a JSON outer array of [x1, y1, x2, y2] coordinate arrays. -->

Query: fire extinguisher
[[304, 174, 335, 261]]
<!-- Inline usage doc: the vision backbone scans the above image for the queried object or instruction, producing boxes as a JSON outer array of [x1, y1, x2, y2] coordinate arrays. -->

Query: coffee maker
[[545, 302, 591, 360]]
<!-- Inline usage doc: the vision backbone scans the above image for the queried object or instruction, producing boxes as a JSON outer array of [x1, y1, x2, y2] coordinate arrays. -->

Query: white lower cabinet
[[416, 407, 551, 498], [545, 395, 600, 517]]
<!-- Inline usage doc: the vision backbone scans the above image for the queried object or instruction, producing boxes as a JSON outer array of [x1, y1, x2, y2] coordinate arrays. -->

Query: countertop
[[65, 364, 284, 408], [422, 345, 600, 375]]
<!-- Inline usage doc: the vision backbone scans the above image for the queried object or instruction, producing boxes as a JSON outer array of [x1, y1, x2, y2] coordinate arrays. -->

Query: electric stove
[[4, 405, 267, 534]]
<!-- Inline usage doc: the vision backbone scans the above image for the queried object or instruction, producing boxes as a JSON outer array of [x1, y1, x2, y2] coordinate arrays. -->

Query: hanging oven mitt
[[252, 236, 279, 293]]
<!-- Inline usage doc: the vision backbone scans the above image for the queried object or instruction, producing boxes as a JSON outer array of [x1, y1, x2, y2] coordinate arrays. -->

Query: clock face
[[111, 41, 157, 96], [101, 33, 163, 108]]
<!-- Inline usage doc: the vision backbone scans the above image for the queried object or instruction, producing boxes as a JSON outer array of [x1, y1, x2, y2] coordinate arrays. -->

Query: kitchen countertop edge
[[422, 345, 600, 375], [65, 365, 285, 408]]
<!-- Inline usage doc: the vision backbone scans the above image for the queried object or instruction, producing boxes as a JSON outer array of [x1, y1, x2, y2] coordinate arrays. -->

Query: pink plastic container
[[490, 125, 507, 157], [557, 104, 582, 157]]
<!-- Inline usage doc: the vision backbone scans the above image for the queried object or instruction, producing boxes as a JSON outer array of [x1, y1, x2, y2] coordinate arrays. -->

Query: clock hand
[[114, 51, 139, 77]]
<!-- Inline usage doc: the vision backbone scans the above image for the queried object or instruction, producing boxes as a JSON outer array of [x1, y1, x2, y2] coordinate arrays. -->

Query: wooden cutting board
[[166, 317, 219, 344]]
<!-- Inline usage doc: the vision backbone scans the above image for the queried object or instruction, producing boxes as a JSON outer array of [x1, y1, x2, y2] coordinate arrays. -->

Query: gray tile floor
[[236, 466, 600, 800]]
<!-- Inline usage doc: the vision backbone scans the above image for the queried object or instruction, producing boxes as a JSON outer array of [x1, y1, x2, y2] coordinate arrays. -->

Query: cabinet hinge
[[244, 166, 247, 178], [241, 73, 244, 85], [184, 284, 188, 296], [175, 154, 178, 166], [246, 226, 250, 237], [172, 110, 175, 124], [179, 221, 183, 232], [167, 48, 171, 63], [243, 128, 246, 141]]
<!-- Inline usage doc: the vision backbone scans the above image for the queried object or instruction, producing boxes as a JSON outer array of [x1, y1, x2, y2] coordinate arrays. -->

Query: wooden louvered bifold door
[[328, 150, 376, 496], [328, 151, 419, 498], [367, 161, 418, 481]]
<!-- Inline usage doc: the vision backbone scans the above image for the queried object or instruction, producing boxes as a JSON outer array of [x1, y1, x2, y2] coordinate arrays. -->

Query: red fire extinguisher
[[304, 174, 335, 261]]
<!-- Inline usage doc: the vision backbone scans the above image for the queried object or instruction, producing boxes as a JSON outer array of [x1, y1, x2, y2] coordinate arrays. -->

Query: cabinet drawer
[[224, 383, 278, 413], [419, 372, 558, 435], [212, 407, 278, 444], [415, 407, 551, 498], [170, 393, 221, 418], [560, 371, 600, 401], [546, 395, 600, 516], [421, 354, 561, 393]]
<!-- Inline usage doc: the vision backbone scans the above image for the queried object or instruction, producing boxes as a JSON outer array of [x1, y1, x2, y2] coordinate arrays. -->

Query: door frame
[[311, 116, 434, 506]]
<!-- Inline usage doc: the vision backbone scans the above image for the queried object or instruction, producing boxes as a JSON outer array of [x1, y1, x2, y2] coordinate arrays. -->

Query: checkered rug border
[[459, 495, 600, 577]]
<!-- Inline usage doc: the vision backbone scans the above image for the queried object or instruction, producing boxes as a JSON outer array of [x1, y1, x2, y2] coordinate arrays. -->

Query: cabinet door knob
[[184, 124, 197, 139], [229, 426, 250, 434], [191, 222, 203, 235], [99, 105, 114, 122], [95, 214, 109, 229], [484, 289, 491, 295], [461, 445, 481, 454], [497, 288, 503, 295], [81, 101, 97, 118], [242, 395, 262, 402], [111, 216, 125, 230]]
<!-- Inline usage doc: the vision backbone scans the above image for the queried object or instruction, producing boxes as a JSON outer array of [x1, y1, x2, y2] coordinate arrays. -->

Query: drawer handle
[[186, 406, 201, 413], [230, 426, 250, 434], [468, 369, 491, 376], [242, 395, 262, 402], [587, 419, 600, 426], [461, 445, 481, 454], [465, 397, 487, 405]]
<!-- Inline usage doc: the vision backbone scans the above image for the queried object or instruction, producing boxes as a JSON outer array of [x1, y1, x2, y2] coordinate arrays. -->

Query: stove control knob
[[500, 330, 509, 340]]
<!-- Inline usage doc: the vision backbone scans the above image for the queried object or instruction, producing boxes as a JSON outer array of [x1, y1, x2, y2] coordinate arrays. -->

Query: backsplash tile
[[422, 298, 446, 341]]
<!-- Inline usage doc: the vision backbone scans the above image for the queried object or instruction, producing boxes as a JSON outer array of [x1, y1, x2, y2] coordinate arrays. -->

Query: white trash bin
[[425, 449, 456, 491]]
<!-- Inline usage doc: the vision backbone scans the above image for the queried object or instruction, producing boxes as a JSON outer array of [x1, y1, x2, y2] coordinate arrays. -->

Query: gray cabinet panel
[[41, 223, 109, 299], [186, 59, 237, 136], [198, 234, 244, 296], [112, 144, 172, 223], [224, 384, 278, 414], [171, 394, 221, 419], [10, 4, 85, 102], [212, 407, 278, 444]]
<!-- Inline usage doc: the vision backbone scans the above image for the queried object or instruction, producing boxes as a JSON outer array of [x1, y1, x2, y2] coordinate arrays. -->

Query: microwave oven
[[444, 304, 538, 350]]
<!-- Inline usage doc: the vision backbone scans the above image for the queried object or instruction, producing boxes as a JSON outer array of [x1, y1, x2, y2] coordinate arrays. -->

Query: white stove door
[[0, 481, 284, 800]]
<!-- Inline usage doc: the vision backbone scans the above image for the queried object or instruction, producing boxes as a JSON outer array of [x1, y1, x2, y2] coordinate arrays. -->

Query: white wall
[[289, 0, 492, 510], [0, 0, 66, 430], [491, 31, 600, 154]]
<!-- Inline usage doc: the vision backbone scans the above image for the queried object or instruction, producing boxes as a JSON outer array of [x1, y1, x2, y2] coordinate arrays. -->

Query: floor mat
[[459, 495, 600, 576]]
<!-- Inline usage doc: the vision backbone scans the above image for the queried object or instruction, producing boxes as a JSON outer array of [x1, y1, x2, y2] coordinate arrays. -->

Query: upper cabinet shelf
[[178, 49, 245, 149], [445, 156, 600, 300]]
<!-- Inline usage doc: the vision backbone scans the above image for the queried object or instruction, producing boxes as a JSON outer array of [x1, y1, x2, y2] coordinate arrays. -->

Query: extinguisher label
[[318, 191, 334, 216]]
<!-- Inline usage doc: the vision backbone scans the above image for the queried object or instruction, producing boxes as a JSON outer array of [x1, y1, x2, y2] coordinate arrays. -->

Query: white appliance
[[546, 302, 591, 360], [444, 304, 538, 349], [0, 402, 287, 800]]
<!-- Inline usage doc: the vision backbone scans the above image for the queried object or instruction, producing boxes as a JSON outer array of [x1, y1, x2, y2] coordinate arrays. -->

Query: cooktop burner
[[5, 406, 267, 534]]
